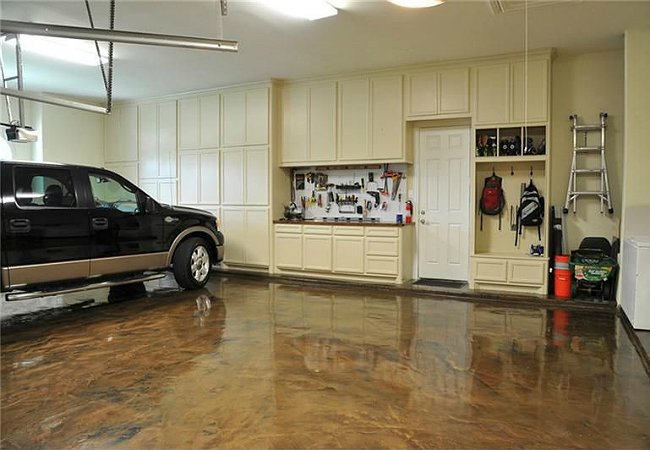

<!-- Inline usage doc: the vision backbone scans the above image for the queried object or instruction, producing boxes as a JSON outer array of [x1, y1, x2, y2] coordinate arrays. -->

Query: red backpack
[[479, 173, 505, 230]]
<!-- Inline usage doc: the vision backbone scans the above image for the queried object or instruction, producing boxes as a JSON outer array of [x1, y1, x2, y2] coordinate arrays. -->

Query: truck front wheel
[[173, 237, 211, 289]]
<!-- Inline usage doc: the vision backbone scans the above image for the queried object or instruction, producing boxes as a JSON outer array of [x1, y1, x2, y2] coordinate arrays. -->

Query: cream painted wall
[[550, 50, 624, 251], [41, 104, 104, 167], [622, 29, 650, 238]]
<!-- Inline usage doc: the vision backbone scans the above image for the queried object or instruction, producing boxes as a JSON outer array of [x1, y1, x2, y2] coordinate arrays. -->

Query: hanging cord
[[84, 0, 115, 113], [0, 39, 15, 124]]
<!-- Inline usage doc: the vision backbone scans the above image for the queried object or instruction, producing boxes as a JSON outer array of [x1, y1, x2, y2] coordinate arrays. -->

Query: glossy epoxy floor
[[1, 275, 649, 449]]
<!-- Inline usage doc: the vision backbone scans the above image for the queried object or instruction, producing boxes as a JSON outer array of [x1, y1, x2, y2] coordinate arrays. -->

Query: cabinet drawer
[[473, 258, 507, 282], [275, 224, 302, 234], [365, 256, 399, 276], [507, 260, 546, 286], [365, 238, 399, 256], [333, 226, 364, 236], [365, 227, 399, 237], [303, 225, 332, 235]]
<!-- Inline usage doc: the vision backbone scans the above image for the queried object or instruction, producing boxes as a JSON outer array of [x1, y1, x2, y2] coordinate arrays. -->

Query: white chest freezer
[[621, 236, 650, 330]]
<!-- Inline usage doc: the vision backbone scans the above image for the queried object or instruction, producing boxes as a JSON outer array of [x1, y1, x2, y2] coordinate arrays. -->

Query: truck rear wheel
[[173, 237, 211, 289]]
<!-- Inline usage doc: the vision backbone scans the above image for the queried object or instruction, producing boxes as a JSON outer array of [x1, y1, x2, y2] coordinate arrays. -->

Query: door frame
[[412, 120, 472, 281]]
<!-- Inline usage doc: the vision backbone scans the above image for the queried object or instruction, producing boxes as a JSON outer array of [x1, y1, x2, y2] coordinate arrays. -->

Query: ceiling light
[[387, 0, 446, 8], [261, 0, 338, 21], [4, 35, 108, 66]]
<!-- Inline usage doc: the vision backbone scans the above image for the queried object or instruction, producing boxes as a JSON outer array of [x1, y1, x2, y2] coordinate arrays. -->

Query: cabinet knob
[[420, 210, 425, 215], [420, 218, 425, 224]]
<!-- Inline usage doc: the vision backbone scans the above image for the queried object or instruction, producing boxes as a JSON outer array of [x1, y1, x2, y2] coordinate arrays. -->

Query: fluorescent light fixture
[[261, 0, 338, 20], [4, 34, 108, 66], [388, 0, 446, 8]]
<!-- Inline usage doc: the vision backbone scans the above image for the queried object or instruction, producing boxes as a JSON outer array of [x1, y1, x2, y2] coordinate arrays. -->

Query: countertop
[[274, 218, 414, 227]]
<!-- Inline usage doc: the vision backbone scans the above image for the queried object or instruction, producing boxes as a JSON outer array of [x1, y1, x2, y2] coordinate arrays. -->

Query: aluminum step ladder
[[563, 112, 613, 214]]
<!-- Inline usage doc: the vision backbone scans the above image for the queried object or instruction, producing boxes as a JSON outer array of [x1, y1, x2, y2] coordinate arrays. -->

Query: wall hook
[[510, 166, 514, 176]]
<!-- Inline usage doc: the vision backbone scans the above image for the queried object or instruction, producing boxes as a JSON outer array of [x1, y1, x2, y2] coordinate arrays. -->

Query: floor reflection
[[1, 276, 648, 449]]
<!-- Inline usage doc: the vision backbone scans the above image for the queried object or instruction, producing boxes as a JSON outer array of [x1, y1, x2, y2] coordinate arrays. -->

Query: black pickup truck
[[1, 160, 224, 301]]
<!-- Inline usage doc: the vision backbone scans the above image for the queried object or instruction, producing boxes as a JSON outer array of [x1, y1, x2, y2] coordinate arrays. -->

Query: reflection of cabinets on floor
[[274, 224, 413, 283]]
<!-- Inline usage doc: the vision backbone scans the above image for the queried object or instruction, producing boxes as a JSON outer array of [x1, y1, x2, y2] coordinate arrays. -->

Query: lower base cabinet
[[274, 223, 413, 283], [222, 207, 270, 267], [471, 255, 548, 295]]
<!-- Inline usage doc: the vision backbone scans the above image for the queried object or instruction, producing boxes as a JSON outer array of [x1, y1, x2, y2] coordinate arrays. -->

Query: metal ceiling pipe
[[0, 20, 239, 52], [0, 87, 109, 114]]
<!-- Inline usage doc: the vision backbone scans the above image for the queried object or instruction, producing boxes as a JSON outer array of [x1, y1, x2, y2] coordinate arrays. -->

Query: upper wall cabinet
[[222, 87, 269, 147], [138, 101, 177, 179], [339, 75, 404, 162], [405, 67, 470, 119], [280, 81, 337, 166], [474, 57, 549, 126], [178, 93, 220, 150], [105, 105, 138, 163]]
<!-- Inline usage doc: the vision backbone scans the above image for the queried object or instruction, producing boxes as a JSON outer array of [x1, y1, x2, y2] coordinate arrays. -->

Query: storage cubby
[[475, 125, 546, 159], [474, 160, 547, 256]]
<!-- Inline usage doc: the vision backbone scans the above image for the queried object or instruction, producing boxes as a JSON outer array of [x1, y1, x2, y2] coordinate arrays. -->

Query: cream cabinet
[[280, 81, 337, 165], [471, 256, 548, 294], [333, 235, 365, 274], [222, 207, 270, 267], [221, 87, 269, 147], [511, 59, 549, 124], [338, 75, 404, 162], [274, 224, 413, 283], [178, 149, 219, 206], [105, 104, 138, 163], [139, 178, 176, 205], [221, 146, 268, 206], [178, 93, 220, 150], [303, 226, 333, 272], [138, 100, 177, 179], [104, 162, 138, 185], [474, 57, 550, 126], [275, 224, 303, 269], [405, 67, 470, 118]]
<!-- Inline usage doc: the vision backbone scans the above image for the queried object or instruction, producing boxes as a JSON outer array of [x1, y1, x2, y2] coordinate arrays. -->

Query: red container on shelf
[[554, 255, 571, 298]]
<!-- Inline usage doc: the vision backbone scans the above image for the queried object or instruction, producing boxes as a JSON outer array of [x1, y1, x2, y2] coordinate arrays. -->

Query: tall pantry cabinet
[[470, 50, 553, 295]]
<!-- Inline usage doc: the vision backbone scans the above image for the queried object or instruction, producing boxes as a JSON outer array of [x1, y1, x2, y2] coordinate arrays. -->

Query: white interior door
[[417, 127, 470, 280]]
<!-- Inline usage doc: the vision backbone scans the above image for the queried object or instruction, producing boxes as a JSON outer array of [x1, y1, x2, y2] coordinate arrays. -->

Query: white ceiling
[[1, 0, 650, 103]]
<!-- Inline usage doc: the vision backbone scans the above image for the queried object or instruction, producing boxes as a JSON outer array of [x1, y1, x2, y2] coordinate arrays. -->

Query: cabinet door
[[507, 260, 545, 286], [158, 179, 176, 205], [138, 103, 159, 179], [245, 88, 269, 145], [245, 147, 268, 205], [309, 81, 337, 162], [104, 162, 138, 186], [332, 235, 364, 274], [281, 85, 308, 163], [199, 150, 220, 204], [200, 93, 220, 148], [178, 97, 200, 149], [221, 207, 246, 264], [105, 105, 138, 163], [511, 59, 549, 123], [222, 91, 246, 146], [371, 75, 403, 160], [438, 68, 470, 115], [221, 148, 244, 205], [246, 209, 269, 266], [179, 151, 199, 204], [475, 64, 510, 125], [406, 71, 437, 117], [338, 78, 369, 161], [472, 257, 507, 282], [303, 235, 332, 272], [275, 233, 303, 269], [158, 101, 177, 179]]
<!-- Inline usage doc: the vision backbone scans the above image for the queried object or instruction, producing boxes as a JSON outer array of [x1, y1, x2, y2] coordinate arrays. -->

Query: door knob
[[420, 210, 425, 215], [420, 218, 425, 224]]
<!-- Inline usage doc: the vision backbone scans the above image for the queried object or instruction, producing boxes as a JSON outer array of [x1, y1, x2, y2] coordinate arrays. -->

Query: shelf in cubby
[[473, 252, 549, 261], [474, 155, 547, 163]]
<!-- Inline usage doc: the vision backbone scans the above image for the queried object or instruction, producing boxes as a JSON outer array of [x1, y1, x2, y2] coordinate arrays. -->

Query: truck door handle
[[9, 218, 31, 233], [92, 217, 109, 230]]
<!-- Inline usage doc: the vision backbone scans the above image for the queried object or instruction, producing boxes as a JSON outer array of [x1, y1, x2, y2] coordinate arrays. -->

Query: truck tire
[[173, 237, 211, 289]]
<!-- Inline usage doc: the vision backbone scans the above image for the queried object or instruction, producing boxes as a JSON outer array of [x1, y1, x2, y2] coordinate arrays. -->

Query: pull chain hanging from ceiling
[[84, 0, 115, 114]]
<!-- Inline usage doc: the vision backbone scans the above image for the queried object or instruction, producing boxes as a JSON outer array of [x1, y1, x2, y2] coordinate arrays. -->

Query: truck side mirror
[[144, 196, 157, 213]]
